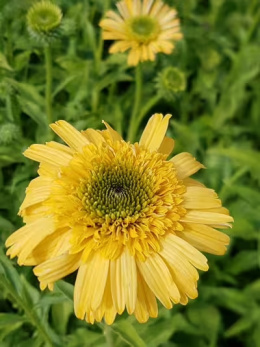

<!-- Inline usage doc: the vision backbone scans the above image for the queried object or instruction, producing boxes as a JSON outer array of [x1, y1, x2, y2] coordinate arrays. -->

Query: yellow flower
[[6, 114, 233, 324], [99, 0, 183, 66]]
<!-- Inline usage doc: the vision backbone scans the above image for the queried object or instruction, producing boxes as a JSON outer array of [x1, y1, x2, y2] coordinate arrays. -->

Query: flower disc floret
[[128, 16, 160, 43]]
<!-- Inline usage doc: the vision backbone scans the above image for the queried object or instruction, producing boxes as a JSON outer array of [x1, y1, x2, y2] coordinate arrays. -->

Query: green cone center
[[128, 16, 160, 43], [79, 164, 154, 220]]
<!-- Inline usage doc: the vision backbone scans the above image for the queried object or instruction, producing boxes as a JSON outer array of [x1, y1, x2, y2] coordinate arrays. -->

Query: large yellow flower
[[99, 0, 183, 66], [6, 114, 233, 324]]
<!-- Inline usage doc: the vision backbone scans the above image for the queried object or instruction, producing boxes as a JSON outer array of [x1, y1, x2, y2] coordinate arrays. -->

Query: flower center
[[53, 141, 187, 261], [27, 3, 62, 34], [128, 16, 160, 43], [80, 163, 153, 220]]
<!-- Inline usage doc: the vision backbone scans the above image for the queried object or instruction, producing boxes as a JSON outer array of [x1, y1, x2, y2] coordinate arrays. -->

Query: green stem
[[95, 0, 111, 72], [245, 8, 260, 43], [137, 94, 161, 127], [6, 95, 14, 122], [44, 45, 53, 128], [2, 279, 53, 346], [104, 324, 114, 347], [128, 64, 143, 142], [115, 105, 123, 135], [129, 93, 161, 142]]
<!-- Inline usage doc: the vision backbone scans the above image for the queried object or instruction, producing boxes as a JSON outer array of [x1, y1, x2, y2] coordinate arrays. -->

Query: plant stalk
[[128, 64, 143, 142], [104, 324, 114, 347], [44, 45, 53, 128]]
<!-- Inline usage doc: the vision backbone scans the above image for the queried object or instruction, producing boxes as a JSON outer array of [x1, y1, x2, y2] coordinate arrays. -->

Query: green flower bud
[[0, 123, 21, 145], [156, 67, 186, 101], [27, 1, 63, 44], [200, 49, 221, 71]]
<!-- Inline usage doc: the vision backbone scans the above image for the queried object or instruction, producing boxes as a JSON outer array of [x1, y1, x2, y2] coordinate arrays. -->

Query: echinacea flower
[[6, 114, 233, 324], [99, 0, 183, 66], [27, 1, 62, 43]]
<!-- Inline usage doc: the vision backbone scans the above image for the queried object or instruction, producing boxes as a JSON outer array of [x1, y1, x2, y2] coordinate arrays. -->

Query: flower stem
[[104, 324, 114, 347], [44, 45, 53, 129], [95, 0, 111, 72], [137, 94, 161, 129], [128, 64, 143, 142]]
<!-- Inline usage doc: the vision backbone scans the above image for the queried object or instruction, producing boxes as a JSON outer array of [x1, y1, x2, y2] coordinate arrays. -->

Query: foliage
[[0, 0, 259, 346]]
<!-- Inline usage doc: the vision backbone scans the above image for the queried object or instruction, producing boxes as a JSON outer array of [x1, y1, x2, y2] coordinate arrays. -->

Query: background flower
[[100, 0, 183, 65]]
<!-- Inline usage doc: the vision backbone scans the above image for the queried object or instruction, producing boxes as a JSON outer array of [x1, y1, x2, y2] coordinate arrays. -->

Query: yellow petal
[[117, 0, 131, 19], [24, 228, 71, 265], [46, 141, 74, 155], [127, 47, 141, 66], [182, 210, 234, 228], [50, 120, 89, 152], [34, 252, 81, 287], [160, 240, 199, 300], [24, 144, 72, 167], [105, 10, 124, 23], [19, 177, 52, 212], [110, 256, 126, 314], [137, 253, 180, 308], [139, 113, 172, 152], [163, 234, 209, 271], [170, 152, 205, 179], [94, 270, 117, 325], [120, 249, 137, 314], [150, 0, 164, 17], [183, 178, 205, 187], [158, 136, 175, 157], [6, 217, 55, 265], [81, 129, 105, 146], [109, 41, 132, 53], [102, 121, 123, 142], [134, 270, 158, 323], [177, 223, 230, 255], [182, 186, 222, 209], [74, 253, 109, 319]]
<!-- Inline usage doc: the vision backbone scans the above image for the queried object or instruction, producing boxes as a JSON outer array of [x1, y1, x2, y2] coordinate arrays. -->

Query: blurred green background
[[0, 0, 260, 346]]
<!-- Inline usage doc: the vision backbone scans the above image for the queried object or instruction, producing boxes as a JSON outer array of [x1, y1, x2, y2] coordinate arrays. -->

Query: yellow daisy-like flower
[[99, 0, 183, 66], [6, 114, 233, 325]]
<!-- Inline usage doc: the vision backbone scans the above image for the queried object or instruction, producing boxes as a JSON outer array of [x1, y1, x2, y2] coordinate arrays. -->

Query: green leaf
[[111, 320, 146, 347], [245, 280, 260, 300], [142, 313, 199, 347], [0, 249, 23, 294], [0, 313, 27, 328], [51, 302, 73, 335], [208, 147, 260, 183], [0, 52, 13, 71], [0, 216, 15, 234], [96, 72, 132, 92], [225, 308, 260, 337], [68, 328, 105, 347], [227, 251, 259, 275], [0, 146, 24, 168], [55, 281, 74, 302], [17, 96, 47, 128], [4, 79, 47, 128], [20, 275, 40, 307], [203, 287, 254, 315], [187, 305, 221, 346]]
